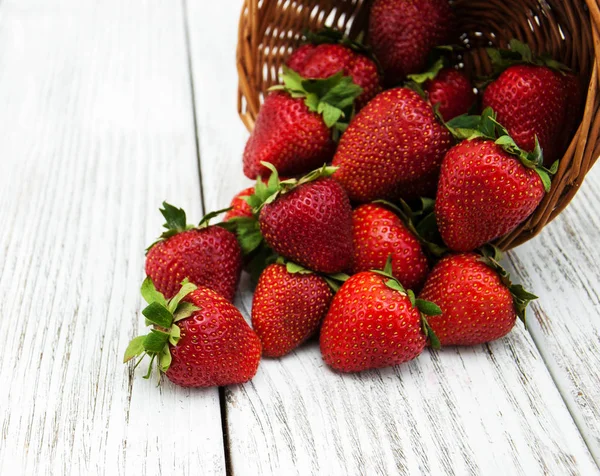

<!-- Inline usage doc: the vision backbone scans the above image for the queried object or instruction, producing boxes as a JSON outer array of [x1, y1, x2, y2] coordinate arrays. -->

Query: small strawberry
[[243, 67, 363, 179], [368, 0, 456, 86], [145, 203, 242, 301], [124, 278, 261, 387], [419, 247, 537, 346], [252, 261, 337, 357], [333, 87, 453, 202], [437, 109, 556, 251], [287, 28, 382, 109], [351, 202, 429, 291], [224, 187, 255, 221], [320, 258, 441, 373], [482, 40, 579, 165]]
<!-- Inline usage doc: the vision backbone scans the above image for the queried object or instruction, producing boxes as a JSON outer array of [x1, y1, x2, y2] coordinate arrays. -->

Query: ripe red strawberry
[[368, 0, 455, 86], [482, 40, 577, 165], [424, 68, 475, 121], [256, 166, 354, 273], [145, 203, 242, 301], [252, 262, 334, 357], [286, 29, 382, 109], [320, 263, 440, 373], [437, 109, 554, 251], [419, 249, 537, 346], [333, 87, 453, 202], [351, 203, 429, 291], [124, 279, 261, 387], [243, 68, 363, 179], [224, 187, 254, 221]]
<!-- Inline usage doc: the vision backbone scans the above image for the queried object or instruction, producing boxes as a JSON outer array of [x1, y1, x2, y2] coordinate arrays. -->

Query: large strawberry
[[482, 40, 580, 165], [252, 261, 336, 357], [287, 28, 382, 109], [437, 109, 556, 251], [320, 259, 440, 373], [243, 67, 362, 179], [145, 203, 242, 301], [419, 247, 537, 346], [333, 87, 453, 202], [351, 202, 429, 291], [368, 0, 455, 86], [224, 187, 254, 221], [124, 278, 261, 387], [248, 165, 354, 273]]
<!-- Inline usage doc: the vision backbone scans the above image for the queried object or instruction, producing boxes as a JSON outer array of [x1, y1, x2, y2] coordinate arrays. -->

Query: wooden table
[[1, 1, 599, 474]]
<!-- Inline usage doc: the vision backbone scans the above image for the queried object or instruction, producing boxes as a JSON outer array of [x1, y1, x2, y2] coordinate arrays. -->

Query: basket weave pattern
[[236, 0, 600, 249]]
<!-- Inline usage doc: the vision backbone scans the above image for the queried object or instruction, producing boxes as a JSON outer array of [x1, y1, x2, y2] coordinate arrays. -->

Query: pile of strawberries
[[125, 0, 583, 387]]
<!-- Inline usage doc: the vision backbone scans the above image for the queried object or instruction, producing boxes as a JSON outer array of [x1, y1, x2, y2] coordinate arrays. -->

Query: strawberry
[[406, 48, 476, 122], [145, 203, 242, 301], [319, 259, 441, 373], [437, 109, 555, 251], [421, 68, 475, 121], [224, 187, 254, 221], [286, 28, 382, 109], [251, 261, 335, 357], [243, 67, 363, 179], [482, 40, 578, 165], [333, 87, 453, 202], [368, 0, 455, 86], [124, 278, 261, 387], [418, 247, 537, 346], [351, 203, 429, 291], [251, 165, 354, 273]]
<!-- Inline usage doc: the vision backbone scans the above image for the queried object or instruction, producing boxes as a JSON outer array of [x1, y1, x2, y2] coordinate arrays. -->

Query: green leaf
[[173, 302, 200, 322], [317, 102, 343, 128], [169, 324, 181, 345], [286, 261, 312, 275], [160, 202, 188, 232], [159, 347, 172, 372], [123, 335, 146, 363], [167, 279, 198, 313], [407, 57, 445, 84], [142, 329, 170, 353], [407, 289, 416, 307], [383, 255, 394, 276], [304, 93, 320, 112], [199, 207, 234, 228], [385, 279, 406, 294], [535, 169, 552, 192], [140, 277, 167, 307], [323, 276, 342, 293], [416, 299, 442, 316], [281, 65, 305, 93], [142, 302, 174, 328], [328, 273, 351, 282]]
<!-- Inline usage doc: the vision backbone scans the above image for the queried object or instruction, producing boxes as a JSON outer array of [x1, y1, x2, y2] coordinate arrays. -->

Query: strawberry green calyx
[[146, 202, 233, 252], [486, 39, 570, 77], [271, 66, 363, 134], [305, 27, 372, 57], [446, 107, 557, 192], [373, 256, 442, 348], [478, 245, 538, 324], [123, 278, 199, 382], [406, 45, 458, 86], [277, 256, 350, 292]]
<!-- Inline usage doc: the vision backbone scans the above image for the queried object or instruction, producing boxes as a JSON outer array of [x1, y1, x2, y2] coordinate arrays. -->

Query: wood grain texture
[[505, 164, 600, 466], [186, 0, 600, 474], [0, 1, 225, 474]]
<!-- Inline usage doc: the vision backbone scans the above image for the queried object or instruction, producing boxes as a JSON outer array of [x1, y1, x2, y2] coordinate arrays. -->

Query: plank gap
[[182, 0, 206, 213], [220, 387, 234, 476]]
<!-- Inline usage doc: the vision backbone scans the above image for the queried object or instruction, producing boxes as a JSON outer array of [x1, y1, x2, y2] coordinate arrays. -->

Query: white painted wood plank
[[505, 164, 600, 466], [0, 1, 224, 474], [186, 0, 599, 474]]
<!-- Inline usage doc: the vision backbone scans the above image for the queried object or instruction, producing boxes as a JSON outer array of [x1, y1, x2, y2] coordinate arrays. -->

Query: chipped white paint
[[187, 0, 600, 474], [0, 0, 224, 474]]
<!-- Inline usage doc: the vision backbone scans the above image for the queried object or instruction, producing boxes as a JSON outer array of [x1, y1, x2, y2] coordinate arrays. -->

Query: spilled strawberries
[[125, 1, 584, 386]]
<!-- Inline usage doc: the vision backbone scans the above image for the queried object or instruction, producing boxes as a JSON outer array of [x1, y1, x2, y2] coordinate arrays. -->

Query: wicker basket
[[236, 0, 600, 249]]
